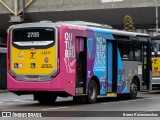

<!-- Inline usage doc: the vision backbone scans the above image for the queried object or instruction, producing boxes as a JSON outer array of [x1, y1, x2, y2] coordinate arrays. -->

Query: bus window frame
[[151, 40, 160, 57], [11, 27, 57, 49], [117, 36, 145, 62]]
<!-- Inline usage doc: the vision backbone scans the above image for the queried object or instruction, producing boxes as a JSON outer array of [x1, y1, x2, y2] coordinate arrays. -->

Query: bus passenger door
[[75, 37, 87, 94], [142, 43, 151, 91], [106, 41, 117, 95]]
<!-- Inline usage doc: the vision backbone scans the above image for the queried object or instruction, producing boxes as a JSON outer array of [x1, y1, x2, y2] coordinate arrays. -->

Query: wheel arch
[[132, 76, 140, 91], [89, 76, 100, 95]]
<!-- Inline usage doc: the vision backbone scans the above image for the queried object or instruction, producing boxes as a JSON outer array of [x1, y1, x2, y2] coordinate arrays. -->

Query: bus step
[[142, 90, 160, 93], [141, 90, 149, 92], [76, 94, 87, 96], [106, 93, 117, 97], [152, 86, 160, 91]]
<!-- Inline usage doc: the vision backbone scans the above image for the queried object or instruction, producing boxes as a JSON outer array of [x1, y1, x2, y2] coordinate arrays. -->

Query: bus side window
[[151, 41, 160, 56], [118, 42, 133, 61], [133, 44, 142, 61]]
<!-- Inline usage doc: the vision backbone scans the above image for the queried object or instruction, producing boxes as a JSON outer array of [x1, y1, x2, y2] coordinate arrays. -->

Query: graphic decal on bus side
[[87, 38, 93, 58], [93, 34, 107, 95], [117, 50, 129, 93], [30, 52, 36, 59], [64, 32, 76, 73], [85, 28, 97, 92], [18, 52, 24, 60], [85, 29, 116, 95], [14, 63, 19, 68], [62, 26, 129, 94]]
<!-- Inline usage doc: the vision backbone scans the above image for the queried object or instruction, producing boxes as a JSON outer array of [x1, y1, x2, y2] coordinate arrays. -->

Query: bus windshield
[[12, 28, 55, 46], [152, 40, 160, 56]]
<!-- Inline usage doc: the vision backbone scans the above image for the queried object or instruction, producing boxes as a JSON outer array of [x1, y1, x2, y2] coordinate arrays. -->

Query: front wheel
[[86, 80, 98, 104], [129, 79, 138, 99]]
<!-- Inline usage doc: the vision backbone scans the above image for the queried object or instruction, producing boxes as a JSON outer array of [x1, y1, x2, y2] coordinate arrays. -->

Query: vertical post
[[154, 0, 159, 35], [112, 0, 114, 8], [156, 6, 159, 35], [14, 0, 18, 15], [23, 0, 25, 18]]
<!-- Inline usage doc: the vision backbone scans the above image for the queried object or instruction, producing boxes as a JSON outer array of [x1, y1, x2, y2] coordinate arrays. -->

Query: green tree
[[124, 15, 135, 32]]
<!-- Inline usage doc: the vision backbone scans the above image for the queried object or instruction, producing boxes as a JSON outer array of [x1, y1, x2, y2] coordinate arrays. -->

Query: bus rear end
[[7, 23, 72, 103]]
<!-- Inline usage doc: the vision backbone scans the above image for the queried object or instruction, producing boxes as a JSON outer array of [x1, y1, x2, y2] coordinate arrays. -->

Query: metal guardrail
[[0, 47, 6, 53]]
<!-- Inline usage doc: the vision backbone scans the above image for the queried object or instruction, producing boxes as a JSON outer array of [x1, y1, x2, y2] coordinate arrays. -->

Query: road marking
[[42, 107, 69, 111], [13, 99, 24, 102], [6, 103, 16, 105], [12, 99, 34, 102], [149, 110, 154, 111], [21, 101, 36, 103], [3, 99, 12, 102], [100, 97, 160, 105]]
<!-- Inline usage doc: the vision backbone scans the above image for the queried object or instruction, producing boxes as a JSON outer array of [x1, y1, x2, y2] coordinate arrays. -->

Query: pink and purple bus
[[7, 21, 151, 104]]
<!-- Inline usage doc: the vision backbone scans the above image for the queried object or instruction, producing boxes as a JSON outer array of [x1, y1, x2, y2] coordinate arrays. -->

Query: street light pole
[[156, 6, 158, 35], [153, 0, 159, 35]]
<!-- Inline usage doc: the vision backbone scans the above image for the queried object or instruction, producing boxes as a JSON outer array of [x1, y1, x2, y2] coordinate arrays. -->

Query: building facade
[[0, 0, 160, 36]]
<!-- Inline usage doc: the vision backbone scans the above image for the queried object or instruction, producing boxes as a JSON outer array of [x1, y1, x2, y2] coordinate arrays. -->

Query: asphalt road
[[1, 92, 160, 120]]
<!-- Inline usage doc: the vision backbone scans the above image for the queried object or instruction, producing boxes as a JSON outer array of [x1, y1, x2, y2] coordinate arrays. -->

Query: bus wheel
[[35, 94, 57, 104], [86, 80, 98, 104], [130, 79, 138, 99]]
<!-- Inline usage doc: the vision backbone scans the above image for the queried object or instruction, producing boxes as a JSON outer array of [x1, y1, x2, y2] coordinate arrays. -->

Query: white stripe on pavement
[[100, 97, 160, 105], [13, 99, 24, 102], [42, 107, 69, 111]]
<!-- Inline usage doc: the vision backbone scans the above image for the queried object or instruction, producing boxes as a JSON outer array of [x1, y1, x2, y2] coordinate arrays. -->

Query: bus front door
[[142, 43, 151, 91], [75, 37, 87, 94], [106, 41, 117, 95]]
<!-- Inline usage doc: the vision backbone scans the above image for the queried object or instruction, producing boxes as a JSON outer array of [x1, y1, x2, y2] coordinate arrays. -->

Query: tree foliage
[[124, 15, 135, 32]]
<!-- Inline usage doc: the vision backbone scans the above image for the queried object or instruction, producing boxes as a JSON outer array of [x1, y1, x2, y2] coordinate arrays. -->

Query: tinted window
[[118, 42, 133, 61], [118, 42, 142, 61], [133, 44, 142, 61], [152, 40, 160, 56]]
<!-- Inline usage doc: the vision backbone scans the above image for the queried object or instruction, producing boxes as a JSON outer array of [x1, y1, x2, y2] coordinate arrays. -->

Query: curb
[[0, 90, 8, 93]]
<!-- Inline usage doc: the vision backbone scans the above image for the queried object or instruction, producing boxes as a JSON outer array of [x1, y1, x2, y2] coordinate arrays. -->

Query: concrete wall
[[0, 0, 14, 13], [0, 0, 160, 14]]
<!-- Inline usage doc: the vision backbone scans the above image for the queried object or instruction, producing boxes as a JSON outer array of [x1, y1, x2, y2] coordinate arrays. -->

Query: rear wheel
[[129, 79, 138, 99], [34, 93, 57, 104], [86, 80, 98, 104]]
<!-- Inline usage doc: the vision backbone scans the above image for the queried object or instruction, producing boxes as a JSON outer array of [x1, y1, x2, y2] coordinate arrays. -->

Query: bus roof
[[8, 21, 149, 38], [151, 35, 160, 40], [54, 21, 113, 29], [8, 21, 112, 29]]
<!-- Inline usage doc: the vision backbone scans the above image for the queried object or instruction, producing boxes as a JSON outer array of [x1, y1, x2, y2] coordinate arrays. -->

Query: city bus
[[7, 21, 151, 104], [151, 35, 160, 90]]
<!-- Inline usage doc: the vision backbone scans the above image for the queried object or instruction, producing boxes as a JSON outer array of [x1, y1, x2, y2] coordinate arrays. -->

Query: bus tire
[[129, 79, 138, 99], [86, 80, 98, 104], [35, 93, 57, 104]]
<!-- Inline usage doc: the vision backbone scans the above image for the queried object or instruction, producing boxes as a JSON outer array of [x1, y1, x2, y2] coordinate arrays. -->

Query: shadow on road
[[15, 96, 146, 108], [141, 91, 160, 94]]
